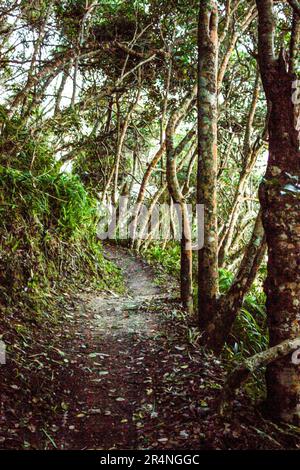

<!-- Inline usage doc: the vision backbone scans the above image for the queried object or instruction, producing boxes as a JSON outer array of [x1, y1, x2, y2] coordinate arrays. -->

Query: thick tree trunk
[[256, 0, 300, 424], [261, 87, 300, 423], [197, 0, 219, 329]]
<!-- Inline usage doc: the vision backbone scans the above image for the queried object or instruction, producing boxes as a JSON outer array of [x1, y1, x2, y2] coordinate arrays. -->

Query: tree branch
[[219, 336, 300, 415]]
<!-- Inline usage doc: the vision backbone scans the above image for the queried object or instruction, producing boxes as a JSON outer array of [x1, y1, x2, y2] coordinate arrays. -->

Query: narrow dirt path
[[2, 245, 298, 450], [58, 244, 170, 450]]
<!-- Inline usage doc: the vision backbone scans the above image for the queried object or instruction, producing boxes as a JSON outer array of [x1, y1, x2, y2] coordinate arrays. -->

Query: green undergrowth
[[219, 267, 268, 400], [0, 165, 124, 320], [144, 243, 181, 278], [219, 267, 268, 358], [143, 241, 268, 397], [0, 107, 123, 366]]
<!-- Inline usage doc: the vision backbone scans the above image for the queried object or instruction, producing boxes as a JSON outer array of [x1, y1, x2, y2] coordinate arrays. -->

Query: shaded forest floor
[[1, 245, 300, 450]]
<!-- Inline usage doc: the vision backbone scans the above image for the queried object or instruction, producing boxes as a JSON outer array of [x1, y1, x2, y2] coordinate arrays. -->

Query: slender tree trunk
[[166, 126, 196, 313], [197, 0, 219, 329], [217, 4, 257, 90], [131, 85, 195, 248], [130, 142, 166, 247], [135, 143, 195, 253], [179, 207, 193, 313], [54, 62, 72, 115], [218, 72, 262, 266], [10, 49, 75, 113], [112, 87, 141, 205]]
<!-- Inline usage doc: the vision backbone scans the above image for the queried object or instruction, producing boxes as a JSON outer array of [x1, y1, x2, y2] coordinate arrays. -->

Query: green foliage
[[144, 243, 180, 277], [221, 267, 268, 399], [219, 267, 268, 360], [0, 106, 54, 174], [74, 149, 115, 195], [218, 268, 234, 292], [226, 292, 268, 357], [145, 243, 268, 368], [0, 164, 123, 311], [20, 0, 49, 26], [0, 166, 94, 237]]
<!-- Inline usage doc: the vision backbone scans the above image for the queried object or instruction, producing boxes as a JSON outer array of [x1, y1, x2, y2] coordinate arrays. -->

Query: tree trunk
[[197, 0, 219, 329], [131, 85, 196, 249], [218, 71, 262, 267], [256, 0, 300, 424], [135, 144, 195, 253], [166, 125, 196, 313], [205, 209, 266, 353]]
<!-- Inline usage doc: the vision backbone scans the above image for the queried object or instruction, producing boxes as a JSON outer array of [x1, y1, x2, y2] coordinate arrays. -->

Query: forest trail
[[49, 244, 171, 450], [2, 245, 299, 450]]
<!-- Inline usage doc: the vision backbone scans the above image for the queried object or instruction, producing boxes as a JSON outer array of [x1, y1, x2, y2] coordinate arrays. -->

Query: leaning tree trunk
[[256, 0, 300, 424], [135, 142, 195, 253], [218, 72, 262, 267], [131, 87, 194, 249], [205, 209, 266, 353], [197, 0, 219, 329]]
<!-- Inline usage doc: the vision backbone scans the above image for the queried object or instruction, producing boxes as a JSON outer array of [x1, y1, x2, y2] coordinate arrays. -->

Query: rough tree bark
[[256, 0, 300, 424], [197, 0, 219, 329]]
